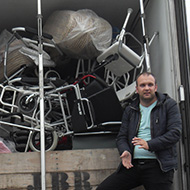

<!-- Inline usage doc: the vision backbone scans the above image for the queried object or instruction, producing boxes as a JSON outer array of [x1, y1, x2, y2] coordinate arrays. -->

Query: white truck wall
[[145, 0, 181, 100]]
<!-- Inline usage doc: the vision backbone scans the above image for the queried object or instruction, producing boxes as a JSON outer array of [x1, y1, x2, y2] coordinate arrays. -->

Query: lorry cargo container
[[0, 0, 189, 189]]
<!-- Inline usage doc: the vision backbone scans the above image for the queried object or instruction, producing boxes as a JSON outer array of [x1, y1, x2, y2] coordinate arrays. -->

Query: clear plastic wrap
[[43, 9, 112, 59]]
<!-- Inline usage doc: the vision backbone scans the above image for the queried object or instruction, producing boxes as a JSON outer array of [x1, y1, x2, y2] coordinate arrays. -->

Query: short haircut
[[136, 72, 157, 86]]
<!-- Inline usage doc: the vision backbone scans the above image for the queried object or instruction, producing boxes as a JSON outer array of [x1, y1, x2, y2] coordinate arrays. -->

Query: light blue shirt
[[133, 101, 157, 159]]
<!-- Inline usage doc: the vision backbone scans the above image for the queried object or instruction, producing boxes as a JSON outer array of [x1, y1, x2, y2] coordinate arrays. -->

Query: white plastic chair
[[96, 6, 158, 103]]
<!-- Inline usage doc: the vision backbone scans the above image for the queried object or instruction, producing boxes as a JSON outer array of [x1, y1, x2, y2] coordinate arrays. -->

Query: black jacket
[[116, 92, 182, 172]]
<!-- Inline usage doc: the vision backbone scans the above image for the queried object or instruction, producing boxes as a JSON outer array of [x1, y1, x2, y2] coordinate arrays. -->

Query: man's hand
[[120, 151, 133, 169], [132, 137, 149, 150]]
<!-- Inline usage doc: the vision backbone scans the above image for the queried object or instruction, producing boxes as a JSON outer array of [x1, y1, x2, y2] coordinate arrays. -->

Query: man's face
[[136, 74, 157, 105]]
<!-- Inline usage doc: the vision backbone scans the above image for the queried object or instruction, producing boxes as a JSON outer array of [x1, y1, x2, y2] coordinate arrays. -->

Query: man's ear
[[155, 84, 158, 92], [136, 85, 138, 93]]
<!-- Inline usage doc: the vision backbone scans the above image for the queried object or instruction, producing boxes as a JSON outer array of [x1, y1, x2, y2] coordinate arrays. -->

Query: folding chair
[[96, 4, 158, 103], [96, 8, 142, 101]]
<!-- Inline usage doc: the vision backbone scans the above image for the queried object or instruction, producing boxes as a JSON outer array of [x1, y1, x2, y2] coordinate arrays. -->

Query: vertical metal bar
[[37, 0, 46, 189], [139, 0, 151, 72]]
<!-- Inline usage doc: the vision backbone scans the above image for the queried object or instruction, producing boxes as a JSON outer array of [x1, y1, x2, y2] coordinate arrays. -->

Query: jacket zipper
[[132, 110, 141, 155], [150, 104, 164, 171], [135, 113, 141, 136]]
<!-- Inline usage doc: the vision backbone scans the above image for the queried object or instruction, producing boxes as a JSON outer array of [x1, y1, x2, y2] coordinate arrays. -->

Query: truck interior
[[0, 0, 189, 190]]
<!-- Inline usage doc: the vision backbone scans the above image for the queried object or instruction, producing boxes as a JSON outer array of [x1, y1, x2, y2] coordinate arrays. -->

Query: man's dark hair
[[136, 72, 157, 86]]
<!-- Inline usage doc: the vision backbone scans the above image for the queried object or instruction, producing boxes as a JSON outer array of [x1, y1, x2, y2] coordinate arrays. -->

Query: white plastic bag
[[43, 9, 112, 59]]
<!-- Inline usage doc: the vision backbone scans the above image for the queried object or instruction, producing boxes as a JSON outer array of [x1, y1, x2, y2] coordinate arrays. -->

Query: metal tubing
[[0, 120, 41, 132], [57, 92, 70, 132], [119, 8, 133, 41], [37, 0, 46, 189], [139, 0, 151, 72]]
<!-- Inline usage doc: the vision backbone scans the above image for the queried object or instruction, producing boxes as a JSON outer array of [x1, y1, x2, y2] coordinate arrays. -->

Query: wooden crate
[[0, 148, 144, 190], [0, 148, 118, 189]]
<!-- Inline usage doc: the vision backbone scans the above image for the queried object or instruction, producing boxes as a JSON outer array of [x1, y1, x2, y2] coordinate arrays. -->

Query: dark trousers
[[96, 159, 174, 190]]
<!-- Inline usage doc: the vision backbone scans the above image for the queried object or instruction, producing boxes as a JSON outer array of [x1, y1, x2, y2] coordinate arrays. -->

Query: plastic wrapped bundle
[[43, 9, 112, 59]]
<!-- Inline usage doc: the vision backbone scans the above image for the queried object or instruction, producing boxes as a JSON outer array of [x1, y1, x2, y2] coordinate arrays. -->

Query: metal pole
[[118, 8, 133, 41], [139, 0, 151, 72], [37, 0, 46, 189]]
